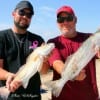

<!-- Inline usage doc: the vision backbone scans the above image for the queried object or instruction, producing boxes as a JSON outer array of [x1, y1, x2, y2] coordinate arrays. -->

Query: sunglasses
[[57, 15, 74, 23], [18, 9, 33, 19]]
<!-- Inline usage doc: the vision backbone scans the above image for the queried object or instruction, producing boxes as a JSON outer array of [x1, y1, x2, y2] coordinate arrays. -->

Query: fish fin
[[44, 79, 63, 97], [22, 78, 30, 88], [0, 86, 10, 99]]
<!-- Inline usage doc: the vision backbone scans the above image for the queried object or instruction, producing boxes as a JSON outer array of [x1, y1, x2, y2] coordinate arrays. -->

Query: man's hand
[[74, 69, 86, 81], [6, 73, 22, 92], [94, 45, 100, 58]]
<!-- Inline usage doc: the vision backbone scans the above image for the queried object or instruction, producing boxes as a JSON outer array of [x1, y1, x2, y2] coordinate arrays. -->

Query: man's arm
[[0, 59, 21, 92], [53, 60, 64, 74], [52, 59, 86, 81], [0, 59, 13, 80]]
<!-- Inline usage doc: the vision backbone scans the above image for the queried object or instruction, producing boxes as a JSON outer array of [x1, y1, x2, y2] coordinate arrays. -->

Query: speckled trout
[[45, 29, 100, 97], [0, 43, 55, 99]]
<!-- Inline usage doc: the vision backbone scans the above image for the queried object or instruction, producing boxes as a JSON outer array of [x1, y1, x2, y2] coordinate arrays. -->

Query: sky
[[0, 0, 100, 41]]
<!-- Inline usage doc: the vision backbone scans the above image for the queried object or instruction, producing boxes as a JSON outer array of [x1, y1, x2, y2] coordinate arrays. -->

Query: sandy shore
[[41, 70, 53, 100], [41, 59, 100, 100]]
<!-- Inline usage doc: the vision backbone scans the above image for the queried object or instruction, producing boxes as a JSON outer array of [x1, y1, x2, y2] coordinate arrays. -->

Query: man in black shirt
[[0, 1, 44, 100]]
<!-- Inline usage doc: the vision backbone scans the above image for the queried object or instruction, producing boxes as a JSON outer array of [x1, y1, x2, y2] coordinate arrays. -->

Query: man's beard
[[14, 21, 29, 30]]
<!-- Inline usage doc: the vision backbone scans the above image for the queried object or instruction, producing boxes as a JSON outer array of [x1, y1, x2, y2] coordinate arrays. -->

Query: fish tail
[[0, 86, 10, 99], [23, 80, 29, 88], [44, 79, 63, 97], [22, 75, 31, 88]]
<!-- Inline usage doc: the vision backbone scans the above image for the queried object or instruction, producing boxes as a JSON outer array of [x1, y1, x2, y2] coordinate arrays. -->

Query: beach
[[41, 70, 53, 100]]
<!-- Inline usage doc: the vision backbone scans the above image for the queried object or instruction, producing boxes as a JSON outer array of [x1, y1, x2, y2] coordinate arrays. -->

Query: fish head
[[34, 43, 55, 56], [92, 29, 100, 46]]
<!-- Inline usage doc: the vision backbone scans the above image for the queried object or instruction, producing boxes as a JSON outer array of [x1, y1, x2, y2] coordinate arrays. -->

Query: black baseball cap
[[14, 0, 34, 15]]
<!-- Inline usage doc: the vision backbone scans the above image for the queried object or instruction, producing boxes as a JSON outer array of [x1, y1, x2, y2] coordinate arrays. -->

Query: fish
[[0, 43, 55, 99], [12, 43, 55, 88], [45, 29, 100, 97]]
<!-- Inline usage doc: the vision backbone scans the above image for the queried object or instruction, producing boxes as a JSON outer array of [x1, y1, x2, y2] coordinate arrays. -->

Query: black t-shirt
[[0, 29, 44, 100]]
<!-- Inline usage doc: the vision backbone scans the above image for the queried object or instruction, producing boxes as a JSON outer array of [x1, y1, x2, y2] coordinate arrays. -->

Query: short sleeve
[[0, 34, 4, 59], [48, 47, 62, 66]]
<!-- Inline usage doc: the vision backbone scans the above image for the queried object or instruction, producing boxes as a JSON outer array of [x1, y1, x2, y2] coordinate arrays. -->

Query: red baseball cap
[[57, 5, 75, 17]]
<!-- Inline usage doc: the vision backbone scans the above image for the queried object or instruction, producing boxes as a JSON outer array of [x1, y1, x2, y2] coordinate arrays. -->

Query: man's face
[[57, 12, 77, 38], [12, 8, 33, 30]]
